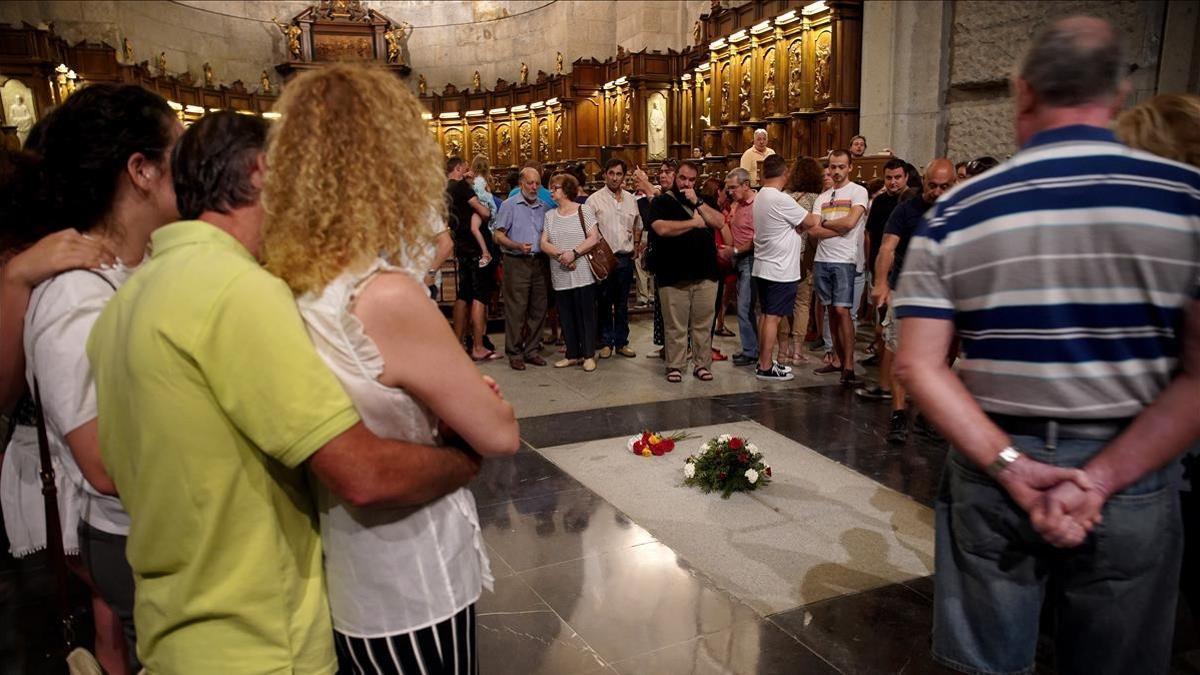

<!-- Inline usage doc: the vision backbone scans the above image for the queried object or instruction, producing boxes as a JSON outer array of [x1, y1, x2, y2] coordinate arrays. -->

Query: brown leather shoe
[[525, 354, 547, 367], [509, 358, 526, 371]]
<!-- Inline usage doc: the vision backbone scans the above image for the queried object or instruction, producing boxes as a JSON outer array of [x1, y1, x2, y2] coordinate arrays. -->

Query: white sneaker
[[756, 363, 795, 382], [772, 360, 793, 374]]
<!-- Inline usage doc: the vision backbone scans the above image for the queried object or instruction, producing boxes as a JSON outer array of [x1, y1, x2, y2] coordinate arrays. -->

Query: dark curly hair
[[788, 156, 824, 194], [1, 83, 175, 248]]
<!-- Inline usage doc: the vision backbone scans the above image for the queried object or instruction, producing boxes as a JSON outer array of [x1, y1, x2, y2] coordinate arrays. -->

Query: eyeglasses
[[549, 185, 563, 191]]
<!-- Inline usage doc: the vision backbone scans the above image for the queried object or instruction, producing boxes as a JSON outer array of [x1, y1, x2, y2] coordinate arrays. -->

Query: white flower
[[745, 468, 759, 484], [684, 463, 696, 479], [747, 443, 759, 454], [718, 434, 732, 443]]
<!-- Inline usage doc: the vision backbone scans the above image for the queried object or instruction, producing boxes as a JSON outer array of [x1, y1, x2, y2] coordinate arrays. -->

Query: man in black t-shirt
[[645, 160, 725, 382], [861, 158, 956, 442], [445, 156, 499, 361], [862, 158, 911, 363]]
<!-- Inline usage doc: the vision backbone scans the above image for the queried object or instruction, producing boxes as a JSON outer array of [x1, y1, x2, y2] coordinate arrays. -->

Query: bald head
[[1019, 16, 1124, 108], [922, 158, 957, 203], [518, 167, 541, 200]]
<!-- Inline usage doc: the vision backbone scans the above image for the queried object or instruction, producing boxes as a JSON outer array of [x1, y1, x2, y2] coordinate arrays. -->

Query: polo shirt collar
[[1023, 124, 1118, 150], [150, 219, 256, 262], [517, 195, 544, 209]]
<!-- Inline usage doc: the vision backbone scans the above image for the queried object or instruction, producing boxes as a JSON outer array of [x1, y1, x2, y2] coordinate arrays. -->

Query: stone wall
[[0, 0, 720, 95], [945, 0, 1165, 162]]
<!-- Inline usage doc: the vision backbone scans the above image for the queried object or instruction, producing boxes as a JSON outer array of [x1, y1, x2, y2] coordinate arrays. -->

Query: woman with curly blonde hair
[[262, 63, 519, 674], [1115, 93, 1200, 169]]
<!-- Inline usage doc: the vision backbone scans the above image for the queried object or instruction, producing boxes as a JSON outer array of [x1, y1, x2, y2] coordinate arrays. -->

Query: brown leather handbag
[[578, 207, 617, 281]]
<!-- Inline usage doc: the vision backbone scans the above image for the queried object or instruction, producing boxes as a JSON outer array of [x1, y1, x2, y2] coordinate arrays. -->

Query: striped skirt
[[335, 604, 477, 675]]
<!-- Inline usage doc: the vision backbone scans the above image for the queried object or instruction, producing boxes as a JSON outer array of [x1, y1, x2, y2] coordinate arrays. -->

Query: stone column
[[858, 0, 951, 165]]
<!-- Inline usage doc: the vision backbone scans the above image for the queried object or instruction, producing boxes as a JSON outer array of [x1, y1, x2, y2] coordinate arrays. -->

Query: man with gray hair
[[739, 128, 775, 186], [494, 167, 551, 370], [722, 167, 759, 366], [894, 16, 1200, 674]]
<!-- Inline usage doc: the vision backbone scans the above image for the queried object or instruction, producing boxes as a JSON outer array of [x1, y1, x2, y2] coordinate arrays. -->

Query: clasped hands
[[996, 455, 1109, 548], [555, 249, 578, 270]]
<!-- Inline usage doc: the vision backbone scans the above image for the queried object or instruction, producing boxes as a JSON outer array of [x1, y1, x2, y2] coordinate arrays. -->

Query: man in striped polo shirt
[[894, 16, 1200, 675]]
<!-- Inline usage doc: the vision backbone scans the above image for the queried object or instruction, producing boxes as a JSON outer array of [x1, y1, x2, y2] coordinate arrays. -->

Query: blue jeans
[[735, 254, 757, 358], [822, 270, 864, 352], [597, 254, 634, 348], [933, 436, 1182, 675]]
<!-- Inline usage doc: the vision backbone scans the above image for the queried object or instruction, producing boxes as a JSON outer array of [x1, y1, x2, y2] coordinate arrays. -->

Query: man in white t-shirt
[[739, 129, 775, 186], [809, 149, 869, 385], [751, 154, 824, 381]]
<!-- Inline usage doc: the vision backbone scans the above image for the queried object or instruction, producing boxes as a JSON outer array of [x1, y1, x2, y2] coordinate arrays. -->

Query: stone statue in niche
[[814, 34, 832, 101], [9, 95, 33, 145], [417, 74, 427, 95], [261, 71, 272, 93], [273, 18, 302, 60], [122, 38, 133, 63], [720, 78, 730, 125], [739, 70, 751, 119], [155, 52, 167, 76], [788, 41, 803, 108], [498, 127, 512, 161], [203, 62, 215, 87], [519, 124, 532, 160], [647, 96, 666, 160], [472, 71, 481, 91], [519, 62, 528, 85], [556, 52, 564, 74], [763, 52, 776, 115]]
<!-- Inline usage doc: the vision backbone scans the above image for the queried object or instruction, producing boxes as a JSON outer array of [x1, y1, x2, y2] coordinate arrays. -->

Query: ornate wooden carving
[[471, 126, 489, 160], [763, 49, 776, 116], [813, 30, 832, 103], [518, 122, 532, 161], [273, 1, 411, 80], [443, 128, 463, 158]]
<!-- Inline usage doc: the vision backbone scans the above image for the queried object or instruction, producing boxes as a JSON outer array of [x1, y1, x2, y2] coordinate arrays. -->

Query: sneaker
[[711, 348, 729, 362], [756, 363, 795, 382], [598, 346, 613, 359], [732, 353, 757, 367], [582, 358, 597, 372], [886, 411, 908, 444], [771, 361, 793, 374], [854, 384, 893, 401], [616, 346, 636, 358]]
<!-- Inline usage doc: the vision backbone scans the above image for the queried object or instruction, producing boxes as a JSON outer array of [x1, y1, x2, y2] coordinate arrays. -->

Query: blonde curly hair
[[262, 62, 447, 295], [1114, 93, 1200, 170]]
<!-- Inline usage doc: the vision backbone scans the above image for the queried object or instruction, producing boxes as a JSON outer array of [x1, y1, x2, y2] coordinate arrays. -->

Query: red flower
[[662, 439, 675, 452], [717, 471, 727, 480], [633, 440, 645, 454], [728, 437, 744, 450], [765, 466, 772, 477], [738, 453, 749, 464], [651, 444, 665, 456]]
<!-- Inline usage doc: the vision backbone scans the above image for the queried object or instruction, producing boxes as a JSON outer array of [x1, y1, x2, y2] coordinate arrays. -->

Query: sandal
[[715, 326, 735, 337], [666, 369, 683, 383], [471, 350, 501, 362], [693, 367, 713, 381]]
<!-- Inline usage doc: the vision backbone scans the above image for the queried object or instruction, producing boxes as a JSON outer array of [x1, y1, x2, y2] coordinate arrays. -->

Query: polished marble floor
[[2, 316, 1197, 674]]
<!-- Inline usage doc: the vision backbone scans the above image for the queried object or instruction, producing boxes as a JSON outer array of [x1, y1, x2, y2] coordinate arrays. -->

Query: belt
[[988, 413, 1134, 443]]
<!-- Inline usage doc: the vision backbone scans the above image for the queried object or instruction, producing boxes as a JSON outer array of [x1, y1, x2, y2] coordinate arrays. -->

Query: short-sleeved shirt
[[26, 266, 134, 535], [725, 193, 756, 250], [882, 193, 933, 289], [87, 220, 360, 673], [751, 186, 807, 283], [494, 193, 547, 254], [739, 146, 775, 184], [585, 187, 641, 254], [865, 191, 901, 271], [646, 190, 719, 287], [543, 206, 598, 291], [446, 178, 481, 258], [895, 125, 1200, 419], [813, 181, 869, 265]]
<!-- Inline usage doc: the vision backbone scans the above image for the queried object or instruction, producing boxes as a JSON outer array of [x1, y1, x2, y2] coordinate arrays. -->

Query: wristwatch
[[986, 446, 1022, 478]]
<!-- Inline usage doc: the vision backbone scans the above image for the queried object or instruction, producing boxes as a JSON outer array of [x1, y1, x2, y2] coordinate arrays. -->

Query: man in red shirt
[[723, 168, 759, 366]]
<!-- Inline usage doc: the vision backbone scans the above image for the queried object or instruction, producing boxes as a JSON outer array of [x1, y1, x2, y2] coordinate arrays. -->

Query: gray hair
[[727, 167, 751, 185], [1019, 16, 1125, 107], [519, 167, 540, 182], [753, 128, 768, 139]]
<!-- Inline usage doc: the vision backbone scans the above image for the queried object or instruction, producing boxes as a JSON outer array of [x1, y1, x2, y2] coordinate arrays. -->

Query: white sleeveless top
[[297, 259, 492, 638]]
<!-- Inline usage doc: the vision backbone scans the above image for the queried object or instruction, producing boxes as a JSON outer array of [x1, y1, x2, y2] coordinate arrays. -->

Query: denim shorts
[[933, 436, 1182, 675], [813, 261, 856, 308]]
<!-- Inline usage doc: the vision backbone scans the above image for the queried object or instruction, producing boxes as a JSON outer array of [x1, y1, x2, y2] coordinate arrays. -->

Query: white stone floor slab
[[537, 420, 935, 616]]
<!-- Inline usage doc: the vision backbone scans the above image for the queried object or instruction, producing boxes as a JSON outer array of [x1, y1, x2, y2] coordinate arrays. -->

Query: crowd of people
[[0, 13, 1196, 675]]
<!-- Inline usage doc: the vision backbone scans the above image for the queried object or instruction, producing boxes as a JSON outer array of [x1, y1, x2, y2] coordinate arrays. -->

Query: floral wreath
[[683, 434, 771, 498]]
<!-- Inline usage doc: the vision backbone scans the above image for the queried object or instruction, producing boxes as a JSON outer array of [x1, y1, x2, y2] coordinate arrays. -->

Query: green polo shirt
[[87, 220, 360, 674]]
